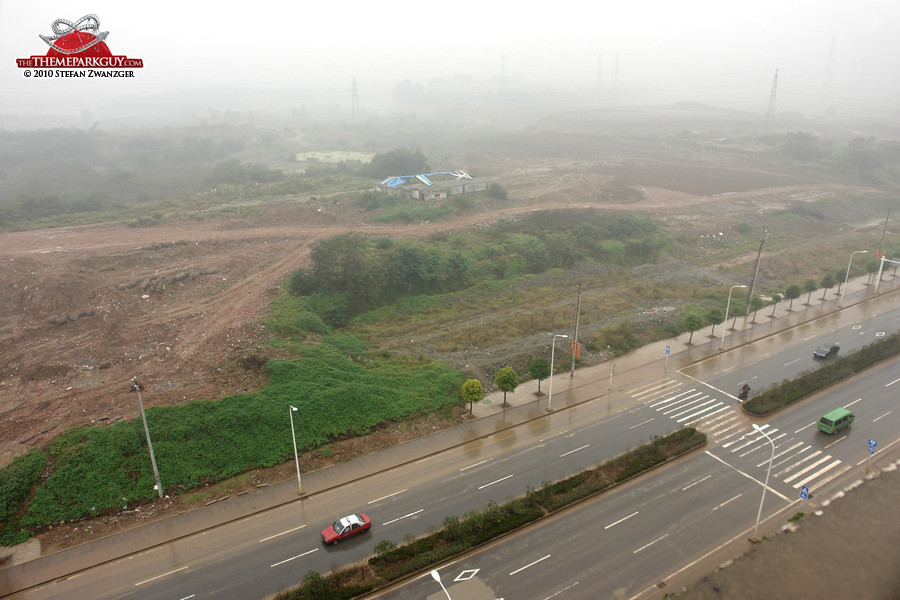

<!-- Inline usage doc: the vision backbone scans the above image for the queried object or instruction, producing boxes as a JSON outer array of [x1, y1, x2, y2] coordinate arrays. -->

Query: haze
[[1, 0, 898, 128]]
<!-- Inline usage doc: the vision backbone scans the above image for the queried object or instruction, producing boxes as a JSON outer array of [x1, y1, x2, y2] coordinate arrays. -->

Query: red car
[[321, 513, 371, 544]]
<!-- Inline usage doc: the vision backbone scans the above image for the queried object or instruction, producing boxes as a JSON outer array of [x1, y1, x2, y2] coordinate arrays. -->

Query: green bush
[[13, 339, 466, 530], [745, 332, 900, 415]]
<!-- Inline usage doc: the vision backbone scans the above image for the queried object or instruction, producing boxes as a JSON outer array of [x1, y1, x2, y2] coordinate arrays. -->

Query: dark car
[[321, 513, 371, 544], [813, 343, 840, 359]]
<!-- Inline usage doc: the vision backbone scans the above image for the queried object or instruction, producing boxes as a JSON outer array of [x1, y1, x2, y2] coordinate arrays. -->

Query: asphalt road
[[5, 288, 899, 600], [367, 355, 900, 600]]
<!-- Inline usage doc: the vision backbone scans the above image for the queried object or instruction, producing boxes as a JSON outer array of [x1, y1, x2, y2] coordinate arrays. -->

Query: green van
[[818, 407, 854, 434]]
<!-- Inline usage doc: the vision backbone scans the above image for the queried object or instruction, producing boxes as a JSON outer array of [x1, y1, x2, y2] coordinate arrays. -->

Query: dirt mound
[[0, 161, 875, 467]]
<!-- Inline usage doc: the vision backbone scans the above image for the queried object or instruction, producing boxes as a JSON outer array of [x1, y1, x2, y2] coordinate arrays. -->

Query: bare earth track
[[0, 160, 883, 555]]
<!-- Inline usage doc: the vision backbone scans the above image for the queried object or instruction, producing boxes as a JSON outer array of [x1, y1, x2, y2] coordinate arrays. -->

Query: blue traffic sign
[[665, 345, 671, 355], [800, 486, 809, 500], [869, 439, 877, 448]]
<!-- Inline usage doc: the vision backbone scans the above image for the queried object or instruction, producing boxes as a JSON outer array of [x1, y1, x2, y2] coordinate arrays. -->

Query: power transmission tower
[[596, 53, 602, 104], [766, 69, 778, 119], [351, 76, 360, 119], [611, 53, 619, 105]]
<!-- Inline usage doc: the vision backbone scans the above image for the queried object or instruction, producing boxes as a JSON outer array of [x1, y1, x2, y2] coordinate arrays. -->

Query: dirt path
[[0, 168, 874, 469]]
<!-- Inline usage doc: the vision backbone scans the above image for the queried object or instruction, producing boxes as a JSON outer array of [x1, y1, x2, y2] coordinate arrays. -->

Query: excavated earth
[[0, 157, 885, 554]]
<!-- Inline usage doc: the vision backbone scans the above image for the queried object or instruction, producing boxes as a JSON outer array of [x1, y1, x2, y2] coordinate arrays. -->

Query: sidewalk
[[470, 273, 899, 419], [2, 274, 897, 595]]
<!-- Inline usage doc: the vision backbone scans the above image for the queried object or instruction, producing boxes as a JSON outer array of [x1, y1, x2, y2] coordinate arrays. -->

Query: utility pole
[[351, 77, 360, 120], [570, 282, 582, 377], [596, 53, 602, 104], [133, 378, 164, 499], [746, 228, 768, 314], [766, 69, 778, 130]]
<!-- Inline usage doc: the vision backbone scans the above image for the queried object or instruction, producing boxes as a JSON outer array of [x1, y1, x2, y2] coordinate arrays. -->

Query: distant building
[[375, 171, 491, 201]]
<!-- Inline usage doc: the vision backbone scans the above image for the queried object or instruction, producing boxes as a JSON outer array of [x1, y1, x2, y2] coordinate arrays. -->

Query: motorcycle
[[738, 384, 750, 400]]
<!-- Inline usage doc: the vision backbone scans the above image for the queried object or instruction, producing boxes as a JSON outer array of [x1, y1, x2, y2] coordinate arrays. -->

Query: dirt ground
[[0, 157, 883, 553], [674, 460, 900, 600]]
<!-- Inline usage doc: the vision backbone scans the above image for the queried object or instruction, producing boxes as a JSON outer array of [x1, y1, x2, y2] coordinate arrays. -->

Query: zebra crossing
[[628, 379, 740, 441], [628, 379, 851, 494]]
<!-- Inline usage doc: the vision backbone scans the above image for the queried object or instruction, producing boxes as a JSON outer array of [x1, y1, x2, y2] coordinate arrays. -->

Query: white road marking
[[886, 378, 900, 387], [776, 450, 822, 477], [509, 554, 551, 576], [478, 474, 514, 490], [794, 422, 817, 433], [382, 509, 424, 525], [270, 548, 317, 568], [712, 493, 742, 510], [873, 411, 892, 422], [539, 429, 570, 442], [135, 565, 190, 586], [682, 475, 711, 491], [705, 451, 791, 502], [783, 455, 834, 483], [369, 489, 408, 503], [629, 418, 655, 430], [461, 459, 492, 471], [259, 524, 306, 543], [604, 511, 639, 529], [760, 442, 805, 468], [543, 581, 579, 599], [633, 533, 669, 554], [793, 459, 843, 488], [824, 435, 847, 449], [560, 444, 590, 458], [844, 398, 862, 408], [810, 464, 853, 491]]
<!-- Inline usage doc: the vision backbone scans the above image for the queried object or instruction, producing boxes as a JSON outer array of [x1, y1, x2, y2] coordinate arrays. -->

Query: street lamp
[[752, 423, 775, 541], [547, 334, 569, 411], [431, 569, 452, 600], [289, 406, 303, 495], [720, 285, 747, 350], [133, 378, 164, 500], [838, 250, 868, 307]]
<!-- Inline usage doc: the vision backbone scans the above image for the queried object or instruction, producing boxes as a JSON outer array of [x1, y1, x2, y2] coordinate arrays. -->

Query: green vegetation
[[282, 210, 671, 337], [274, 428, 706, 600], [0, 449, 48, 546], [1, 339, 465, 539], [744, 331, 900, 415]]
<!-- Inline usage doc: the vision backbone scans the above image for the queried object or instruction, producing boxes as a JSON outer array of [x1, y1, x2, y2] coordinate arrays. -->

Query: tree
[[494, 367, 519, 407], [865, 259, 879, 285], [705, 307, 724, 338], [486, 183, 508, 202], [769, 293, 782, 317], [821, 273, 836, 300], [750, 295, 764, 323], [528, 356, 551, 396], [683, 312, 704, 345], [460, 379, 484, 415], [367, 148, 429, 179], [784, 284, 802, 311], [804, 279, 818, 305]]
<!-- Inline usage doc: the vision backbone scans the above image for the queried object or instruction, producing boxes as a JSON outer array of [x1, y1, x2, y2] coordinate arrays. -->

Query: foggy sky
[[1, 0, 898, 124]]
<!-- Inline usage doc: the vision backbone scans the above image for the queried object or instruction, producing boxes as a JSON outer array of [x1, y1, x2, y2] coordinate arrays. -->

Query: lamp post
[[720, 285, 747, 350], [752, 423, 775, 541], [431, 569, 452, 600], [289, 406, 303, 495], [547, 334, 568, 412], [838, 250, 868, 307], [132, 379, 164, 500]]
